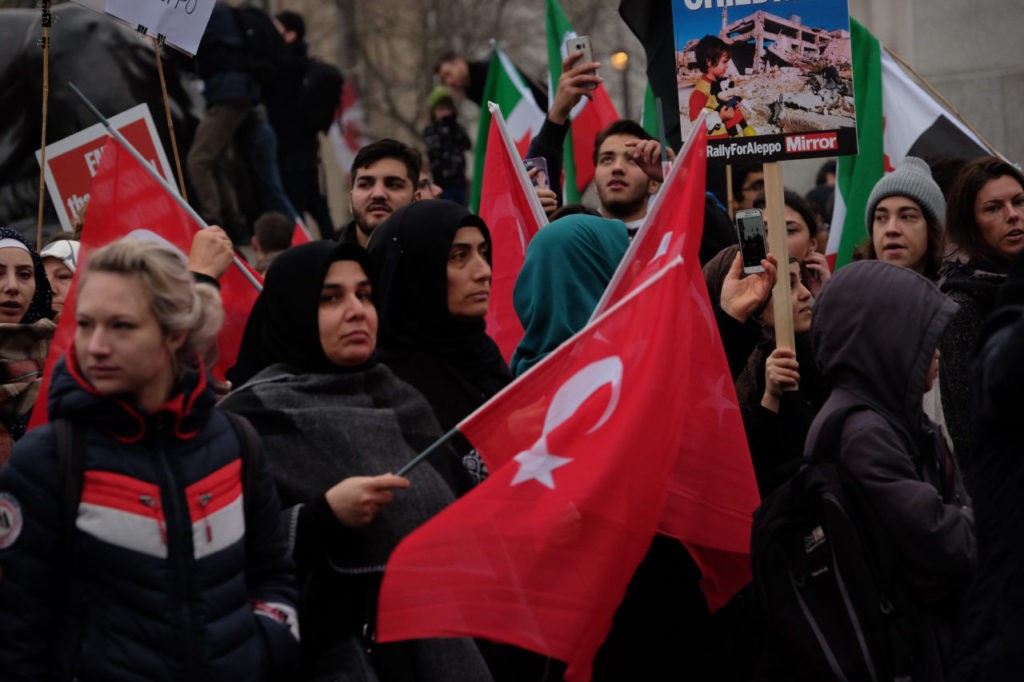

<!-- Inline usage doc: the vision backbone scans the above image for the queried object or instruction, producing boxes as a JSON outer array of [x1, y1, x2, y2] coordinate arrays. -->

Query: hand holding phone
[[525, 157, 550, 189], [735, 209, 768, 274], [564, 35, 597, 90]]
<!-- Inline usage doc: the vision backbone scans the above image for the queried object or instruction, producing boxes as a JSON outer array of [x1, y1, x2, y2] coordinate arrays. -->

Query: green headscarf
[[510, 214, 629, 376]]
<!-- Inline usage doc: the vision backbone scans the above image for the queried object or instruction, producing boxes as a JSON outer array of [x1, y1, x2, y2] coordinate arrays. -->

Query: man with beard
[[337, 139, 420, 248], [592, 120, 667, 233]]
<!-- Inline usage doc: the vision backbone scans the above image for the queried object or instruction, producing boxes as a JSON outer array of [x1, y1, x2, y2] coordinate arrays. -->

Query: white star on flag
[[511, 446, 573, 489], [700, 373, 737, 424]]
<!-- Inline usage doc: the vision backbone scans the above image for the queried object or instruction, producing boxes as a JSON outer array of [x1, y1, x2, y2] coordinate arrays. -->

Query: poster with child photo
[[673, 0, 858, 164]]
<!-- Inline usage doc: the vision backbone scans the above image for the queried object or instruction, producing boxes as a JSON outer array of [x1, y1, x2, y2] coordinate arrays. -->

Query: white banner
[[104, 0, 216, 56]]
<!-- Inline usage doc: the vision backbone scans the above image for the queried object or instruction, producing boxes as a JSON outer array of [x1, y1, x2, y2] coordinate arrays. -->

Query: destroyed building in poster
[[678, 9, 855, 135]]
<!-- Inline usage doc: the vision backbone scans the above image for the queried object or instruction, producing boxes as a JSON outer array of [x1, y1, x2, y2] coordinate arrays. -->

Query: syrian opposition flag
[[829, 19, 991, 269], [545, 0, 620, 203], [469, 45, 547, 213], [640, 83, 659, 139], [28, 138, 262, 429], [478, 103, 549, 362], [379, 255, 751, 679], [328, 77, 371, 178]]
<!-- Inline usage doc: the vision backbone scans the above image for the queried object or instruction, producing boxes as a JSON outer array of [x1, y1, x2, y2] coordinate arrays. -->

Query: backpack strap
[[222, 411, 262, 511], [54, 418, 86, 563], [809, 402, 920, 465], [807, 402, 923, 675], [53, 418, 87, 676]]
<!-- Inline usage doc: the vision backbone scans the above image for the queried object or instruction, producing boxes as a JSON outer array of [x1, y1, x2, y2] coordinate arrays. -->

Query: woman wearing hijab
[[510, 213, 628, 375], [39, 237, 80, 318], [222, 241, 489, 682], [366, 200, 512, 435], [0, 227, 54, 464]]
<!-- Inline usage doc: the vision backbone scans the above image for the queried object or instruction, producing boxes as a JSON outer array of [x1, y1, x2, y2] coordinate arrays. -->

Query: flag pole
[[67, 82, 263, 291], [36, 0, 52, 251], [883, 46, 999, 157], [763, 162, 795, 359], [654, 97, 669, 173], [152, 34, 189, 201], [395, 426, 460, 477]]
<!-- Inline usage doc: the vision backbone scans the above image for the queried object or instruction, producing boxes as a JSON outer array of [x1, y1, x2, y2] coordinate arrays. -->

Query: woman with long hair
[[939, 157, 1024, 483]]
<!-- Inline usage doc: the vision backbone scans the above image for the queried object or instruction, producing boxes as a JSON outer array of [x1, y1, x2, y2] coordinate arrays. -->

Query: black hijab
[[366, 200, 511, 427], [0, 227, 52, 323], [228, 241, 371, 385]]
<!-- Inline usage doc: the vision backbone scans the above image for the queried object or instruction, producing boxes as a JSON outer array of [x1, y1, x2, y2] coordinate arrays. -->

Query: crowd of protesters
[[0, 2, 1023, 681]]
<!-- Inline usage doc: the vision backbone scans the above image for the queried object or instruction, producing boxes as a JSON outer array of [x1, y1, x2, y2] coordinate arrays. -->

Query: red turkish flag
[[592, 123, 708, 318], [377, 256, 756, 679], [291, 217, 312, 245], [478, 106, 548, 362], [28, 138, 261, 429], [586, 122, 755, 608]]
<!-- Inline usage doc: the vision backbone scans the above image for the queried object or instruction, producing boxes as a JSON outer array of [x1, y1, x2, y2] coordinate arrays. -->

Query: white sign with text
[[104, 0, 215, 55]]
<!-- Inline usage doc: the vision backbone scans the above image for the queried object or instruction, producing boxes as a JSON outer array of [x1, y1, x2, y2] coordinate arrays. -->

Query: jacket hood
[[48, 350, 215, 442], [811, 260, 958, 422]]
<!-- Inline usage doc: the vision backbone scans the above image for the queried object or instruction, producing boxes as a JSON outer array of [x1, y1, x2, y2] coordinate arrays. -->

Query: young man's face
[[594, 134, 659, 223], [350, 158, 415, 246], [437, 59, 470, 91]]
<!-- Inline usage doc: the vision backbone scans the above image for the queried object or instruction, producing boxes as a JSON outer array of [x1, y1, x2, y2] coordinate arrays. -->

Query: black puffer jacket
[[0, 354, 300, 681]]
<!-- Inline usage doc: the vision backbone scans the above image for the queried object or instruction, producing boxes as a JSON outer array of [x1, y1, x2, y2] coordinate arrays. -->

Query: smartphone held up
[[735, 209, 768, 274], [564, 35, 597, 90]]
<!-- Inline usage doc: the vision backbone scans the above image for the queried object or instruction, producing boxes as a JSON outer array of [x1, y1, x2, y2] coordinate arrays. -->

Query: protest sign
[[673, 0, 857, 164], [36, 103, 175, 232], [104, 0, 216, 55]]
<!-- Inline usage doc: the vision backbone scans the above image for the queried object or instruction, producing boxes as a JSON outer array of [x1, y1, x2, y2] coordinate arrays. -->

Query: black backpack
[[750, 404, 921, 682], [299, 59, 344, 134], [232, 6, 284, 88]]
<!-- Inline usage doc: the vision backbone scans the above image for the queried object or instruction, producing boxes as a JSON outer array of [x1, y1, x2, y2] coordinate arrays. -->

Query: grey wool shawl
[[220, 362, 457, 572]]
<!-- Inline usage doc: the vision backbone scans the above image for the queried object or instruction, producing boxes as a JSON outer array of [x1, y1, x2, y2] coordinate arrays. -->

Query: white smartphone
[[735, 209, 768, 274], [564, 35, 597, 90]]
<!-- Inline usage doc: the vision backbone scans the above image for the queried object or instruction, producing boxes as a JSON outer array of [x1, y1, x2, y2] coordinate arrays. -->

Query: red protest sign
[[36, 103, 175, 232]]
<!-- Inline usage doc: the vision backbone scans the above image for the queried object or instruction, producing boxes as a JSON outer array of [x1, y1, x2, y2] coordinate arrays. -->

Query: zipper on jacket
[[198, 493, 213, 543], [155, 429, 200, 681], [139, 494, 168, 545]]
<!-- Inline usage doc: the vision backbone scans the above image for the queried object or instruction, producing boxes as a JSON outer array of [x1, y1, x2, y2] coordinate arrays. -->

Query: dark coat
[[810, 261, 976, 681], [221, 239, 489, 681], [939, 259, 1008, 489], [949, 256, 1024, 681], [195, 3, 262, 106], [0, 356, 300, 681]]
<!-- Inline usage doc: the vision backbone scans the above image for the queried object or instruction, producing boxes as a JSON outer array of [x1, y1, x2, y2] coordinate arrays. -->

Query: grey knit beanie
[[864, 156, 945, 235]]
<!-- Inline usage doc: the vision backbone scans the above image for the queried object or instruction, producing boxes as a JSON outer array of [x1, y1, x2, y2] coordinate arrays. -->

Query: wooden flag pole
[[725, 165, 734, 220], [152, 34, 189, 201], [36, 0, 52, 251], [763, 161, 795, 361]]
